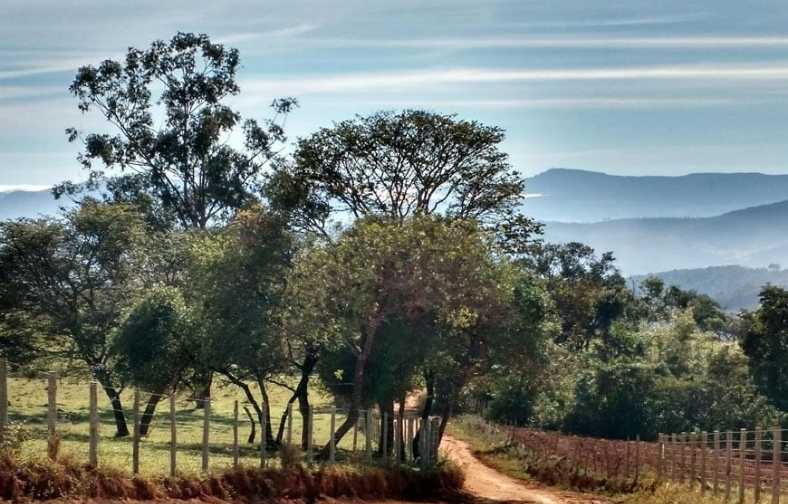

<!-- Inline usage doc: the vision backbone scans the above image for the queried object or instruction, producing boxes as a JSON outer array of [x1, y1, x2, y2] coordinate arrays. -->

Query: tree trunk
[[319, 310, 384, 458], [244, 406, 257, 444], [413, 372, 435, 459], [192, 370, 212, 409], [397, 393, 406, 462], [257, 379, 276, 447], [276, 353, 318, 445], [139, 393, 161, 437], [298, 383, 311, 450], [94, 373, 129, 437]]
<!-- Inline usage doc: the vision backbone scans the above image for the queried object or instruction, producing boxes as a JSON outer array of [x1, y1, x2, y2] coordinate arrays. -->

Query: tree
[[740, 285, 788, 410], [61, 32, 296, 230], [269, 109, 541, 245], [523, 242, 632, 350], [0, 201, 146, 436], [291, 215, 524, 457], [114, 286, 196, 435], [187, 205, 293, 446]]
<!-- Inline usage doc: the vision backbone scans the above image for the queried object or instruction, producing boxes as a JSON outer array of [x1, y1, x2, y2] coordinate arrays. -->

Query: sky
[[3, 0, 788, 190]]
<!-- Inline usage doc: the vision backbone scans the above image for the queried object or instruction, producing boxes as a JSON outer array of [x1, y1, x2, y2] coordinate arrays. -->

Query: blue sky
[[3, 0, 788, 189]]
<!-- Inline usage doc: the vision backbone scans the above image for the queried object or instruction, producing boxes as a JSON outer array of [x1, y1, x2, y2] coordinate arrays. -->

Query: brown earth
[[441, 436, 610, 504]]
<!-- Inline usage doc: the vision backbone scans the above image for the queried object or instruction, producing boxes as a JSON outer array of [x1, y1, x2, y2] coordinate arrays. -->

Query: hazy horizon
[[4, 0, 788, 187]]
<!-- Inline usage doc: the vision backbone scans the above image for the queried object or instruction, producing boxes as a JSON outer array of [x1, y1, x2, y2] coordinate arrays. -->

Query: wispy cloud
[[216, 23, 318, 45], [512, 13, 705, 29], [0, 184, 52, 192], [242, 64, 788, 96], [364, 97, 758, 110], [311, 36, 788, 50]]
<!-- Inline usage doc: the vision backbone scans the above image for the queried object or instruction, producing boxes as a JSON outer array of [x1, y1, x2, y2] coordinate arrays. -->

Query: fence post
[[306, 408, 314, 465], [701, 431, 707, 495], [0, 358, 7, 435], [671, 433, 677, 481], [352, 412, 359, 455], [329, 407, 336, 463], [407, 417, 414, 462], [657, 434, 663, 484], [365, 410, 372, 462], [772, 426, 781, 504], [690, 432, 697, 489], [739, 429, 746, 504], [233, 400, 239, 469], [755, 427, 763, 503], [89, 381, 98, 467], [714, 430, 720, 496], [202, 397, 210, 473], [132, 389, 140, 474], [287, 403, 293, 445], [47, 372, 57, 460], [726, 431, 733, 502], [260, 401, 267, 468], [681, 432, 687, 484], [635, 436, 640, 483], [169, 393, 176, 477], [382, 412, 389, 461], [395, 413, 402, 463]]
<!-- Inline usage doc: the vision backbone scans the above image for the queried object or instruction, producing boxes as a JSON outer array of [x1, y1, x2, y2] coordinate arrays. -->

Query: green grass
[[7, 375, 374, 476]]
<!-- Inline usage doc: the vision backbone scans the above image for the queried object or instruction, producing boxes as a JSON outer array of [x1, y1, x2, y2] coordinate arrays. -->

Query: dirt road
[[441, 436, 609, 504]]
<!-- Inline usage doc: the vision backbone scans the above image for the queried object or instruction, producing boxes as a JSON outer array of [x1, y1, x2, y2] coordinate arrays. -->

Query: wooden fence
[[0, 361, 442, 475], [493, 419, 788, 503]]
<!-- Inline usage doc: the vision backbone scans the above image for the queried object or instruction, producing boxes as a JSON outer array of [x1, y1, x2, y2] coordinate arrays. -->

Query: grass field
[[6, 374, 375, 476]]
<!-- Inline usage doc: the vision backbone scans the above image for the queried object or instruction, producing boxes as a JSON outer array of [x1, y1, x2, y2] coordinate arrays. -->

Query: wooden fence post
[[365, 410, 372, 462], [47, 373, 57, 460], [772, 426, 781, 504], [260, 401, 267, 468], [690, 432, 698, 489], [169, 394, 176, 477], [395, 413, 402, 463], [681, 433, 687, 484], [0, 358, 7, 435], [202, 397, 210, 473], [306, 408, 314, 464], [714, 430, 720, 496], [755, 427, 762, 503], [89, 381, 98, 467], [671, 433, 677, 481], [233, 400, 239, 469], [329, 407, 336, 463], [701, 431, 707, 495], [287, 403, 293, 445], [635, 436, 641, 483], [726, 431, 733, 502], [656, 434, 663, 483], [352, 412, 359, 455], [407, 417, 414, 462], [739, 429, 746, 504], [132, 389, 140, 475], [383, 412, 389, 461]]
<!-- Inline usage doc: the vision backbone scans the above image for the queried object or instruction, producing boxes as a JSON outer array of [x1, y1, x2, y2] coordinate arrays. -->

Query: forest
[[1, 32, 787, 459]]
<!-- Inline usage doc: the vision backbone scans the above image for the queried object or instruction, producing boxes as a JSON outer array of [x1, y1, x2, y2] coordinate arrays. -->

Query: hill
[[525, 168, 788, 222], [631, 265, 788, 311], [542, 200, 788, 275], [0, 188, 67, 220]]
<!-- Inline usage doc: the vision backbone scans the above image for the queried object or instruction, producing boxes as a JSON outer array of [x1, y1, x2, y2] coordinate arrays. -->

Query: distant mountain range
[[631, 265, 788, 311], [525, 168, 788, 222], [543, 199, 788, 275], [0, 188, 68, 221]]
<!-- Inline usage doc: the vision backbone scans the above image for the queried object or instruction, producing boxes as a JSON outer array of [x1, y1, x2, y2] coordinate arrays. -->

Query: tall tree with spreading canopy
[[62, 32, 297, 230], [268, 109, 541, 248], [0, 201, 146, 436]]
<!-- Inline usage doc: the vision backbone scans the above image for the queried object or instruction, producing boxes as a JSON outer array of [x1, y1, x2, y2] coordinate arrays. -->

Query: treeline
[[0, 33, 786, 450]]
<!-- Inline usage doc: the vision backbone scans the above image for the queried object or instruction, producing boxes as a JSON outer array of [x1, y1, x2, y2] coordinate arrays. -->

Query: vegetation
[[1, 31, 788, 490]]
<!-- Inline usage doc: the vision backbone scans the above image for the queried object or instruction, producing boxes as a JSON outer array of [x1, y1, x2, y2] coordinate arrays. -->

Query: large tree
[[740, 285, 788, 410], [291, 215, 525, 457], [0, 201, 146, 436], [61, 32, 296, 230], [269, 109, 541, 246]]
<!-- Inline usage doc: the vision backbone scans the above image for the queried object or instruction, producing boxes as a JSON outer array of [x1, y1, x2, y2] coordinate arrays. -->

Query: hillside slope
[[543, 200, 788, 274], [631, 265, 788, 311], [525, 168, 788, 222]]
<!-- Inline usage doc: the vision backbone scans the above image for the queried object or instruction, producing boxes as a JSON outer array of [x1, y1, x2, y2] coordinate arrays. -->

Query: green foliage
[[740, 285, 788, 410], [113, 286, 195, 392], [61, 32, 296, 229]]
